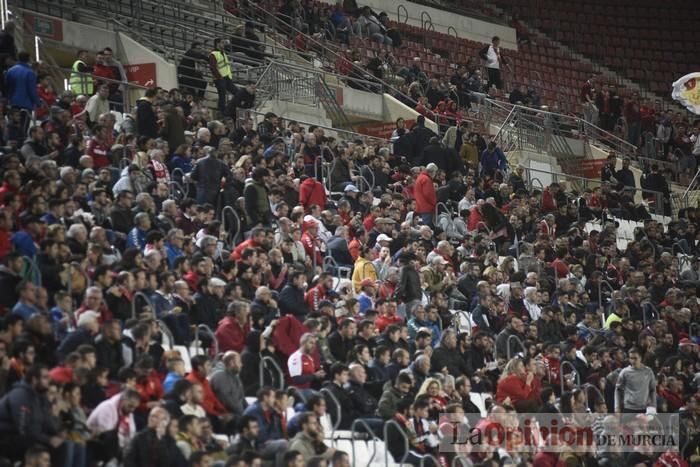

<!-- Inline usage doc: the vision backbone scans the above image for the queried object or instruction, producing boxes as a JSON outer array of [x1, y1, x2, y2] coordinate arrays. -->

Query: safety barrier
[[260, 355, 285, 391], [560, 360, 581, 394], [320, 387, 342, 441], [350, 419, 377, 466], [383, 420, 409, 466], [131, 290, 155, 320]]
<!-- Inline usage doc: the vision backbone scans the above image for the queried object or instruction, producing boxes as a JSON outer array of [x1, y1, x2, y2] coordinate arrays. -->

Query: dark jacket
[[347, 380, 378, 417], [327, 331, 355, 363], [278, 284, 309, 319], [135, 98, 159, 139], [395, 265, 422, 302], [94, 334, 125, 379], [0, 382, 58, 445], [190, 156, 231, 200], [432, 345, 471, 377], [209, 361, 247, 416], [322, 381, 356, 429], [242, 401, 284, 443], [57, 328, 94, 362], [124, 428, 178, 467]]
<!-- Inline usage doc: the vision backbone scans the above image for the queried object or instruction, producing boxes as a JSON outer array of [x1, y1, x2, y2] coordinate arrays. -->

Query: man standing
[[178, 42, 208, 99], [615, 347, 656, 414], [69, 50, 93, 96], [480, 36, 506, 91], [5, 51, 38, 136], [209, 38, 236, 115], [414, 163, 437, 226]]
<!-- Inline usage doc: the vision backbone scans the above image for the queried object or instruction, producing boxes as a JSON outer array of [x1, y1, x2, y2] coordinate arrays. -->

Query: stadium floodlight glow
[[34, 35, 39, 62]]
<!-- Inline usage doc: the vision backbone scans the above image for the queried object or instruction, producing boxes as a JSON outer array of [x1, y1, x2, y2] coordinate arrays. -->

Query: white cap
[[77, 310, 99, 328], [209, 277, 226, 288], [344, 184, 360, 193], [376, 234, 393, 243]]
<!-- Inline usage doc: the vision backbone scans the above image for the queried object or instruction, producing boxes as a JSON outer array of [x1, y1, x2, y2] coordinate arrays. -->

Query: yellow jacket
[[352, 256, 378, 293]]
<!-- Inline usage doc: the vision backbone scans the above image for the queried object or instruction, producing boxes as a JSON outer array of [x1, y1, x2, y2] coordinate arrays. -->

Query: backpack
[[479, 44, 490, 61]]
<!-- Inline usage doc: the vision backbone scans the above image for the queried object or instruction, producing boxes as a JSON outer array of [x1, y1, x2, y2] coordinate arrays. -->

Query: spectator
[[209, 351, 247, 417], [208, 38, 236, 115]]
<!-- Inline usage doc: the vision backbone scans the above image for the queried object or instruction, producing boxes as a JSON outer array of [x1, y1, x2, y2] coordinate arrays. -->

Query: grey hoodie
[[614, 364, 656, 412], [208, 361, 247, 416]]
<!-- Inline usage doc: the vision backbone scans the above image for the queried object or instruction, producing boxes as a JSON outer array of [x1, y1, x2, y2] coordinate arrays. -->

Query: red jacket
[[134, 371, 165, 412], [48, 366, 73, 384], [495, 373, 540, 404], [186, 370, 226, 416], [414, 171, 436, 214], [375, 313, 403, 333], [229, 238, 261, 262], [467, 207, 483, 231], [304, 284, 328, 313], [272, 315, 310, 360], [215, 316, 250, 353], [299, 178, 327, 212], [85, 138, 110, 169], [542, 188, 556, 212]]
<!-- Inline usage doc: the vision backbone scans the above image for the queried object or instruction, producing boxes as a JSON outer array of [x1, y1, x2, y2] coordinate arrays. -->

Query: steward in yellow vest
[[69, 50, 94, 96], [208, 38, 237, 114]]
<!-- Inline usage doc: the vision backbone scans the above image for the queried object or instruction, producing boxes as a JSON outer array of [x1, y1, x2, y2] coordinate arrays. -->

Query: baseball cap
[[344, 184, 360, 193], [376, 234, 393, 243]]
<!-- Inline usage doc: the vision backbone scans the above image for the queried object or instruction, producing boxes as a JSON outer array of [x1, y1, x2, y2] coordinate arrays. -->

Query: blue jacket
[[126, 227, 147, 250], [480, 147, 507, 175], [5, 62, 39, 110], [242, 401, 284, 443]]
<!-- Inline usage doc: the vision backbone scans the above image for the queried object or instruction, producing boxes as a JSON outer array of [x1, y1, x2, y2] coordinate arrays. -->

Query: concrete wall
[[260, 101, 333, 128], [117, 32, 177, 91], [316, 0, 517, 50], [382, 93, 439, 133]]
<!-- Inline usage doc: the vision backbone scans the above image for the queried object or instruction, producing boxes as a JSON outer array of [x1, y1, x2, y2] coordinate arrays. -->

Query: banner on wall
[[671, 72, 700, 115], [356, 120, 415, 140], [23, 13, 63, 41], [125, 63, 157, 88]]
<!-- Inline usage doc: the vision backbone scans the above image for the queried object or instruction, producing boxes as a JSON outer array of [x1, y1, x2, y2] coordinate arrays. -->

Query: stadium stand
[[0, 0, 698, 466]]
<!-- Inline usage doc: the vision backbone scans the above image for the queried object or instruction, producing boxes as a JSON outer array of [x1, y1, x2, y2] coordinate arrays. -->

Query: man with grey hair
[[524, 286, 541, 321], [127, 212, 151, 250]]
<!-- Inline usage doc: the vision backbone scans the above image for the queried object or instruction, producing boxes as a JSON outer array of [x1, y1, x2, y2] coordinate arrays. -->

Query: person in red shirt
[[304, 272, 333, 313], [35, 74, 56, 121], [375, 298, 404, 333], [133, 355, 165, 418], [48, 351, 82, 384], [85, 124, 111, 169], [298, 175, 327, 213], [186, 355, 227, 417], [414, 163, 437, 226], [300, 218, 323, 267], [287, 332, 324, 389], [215, 301, 250, 353], [495, 357, 540, 408], [229, 227, 265, 261]]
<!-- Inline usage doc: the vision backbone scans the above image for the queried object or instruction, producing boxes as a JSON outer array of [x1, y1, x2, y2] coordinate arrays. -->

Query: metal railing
[[560, 360, 581, 394], [506, 334, 527, 361], [260, 355, 284, 391], [21, 255, 41, 286], [383, 420, 409, 466], [350, 419, 377, 465], [131, 290, 155, 319], [192, 324, 219, 357], [156, 319, 175, 348], [320, 387, 342, 441]]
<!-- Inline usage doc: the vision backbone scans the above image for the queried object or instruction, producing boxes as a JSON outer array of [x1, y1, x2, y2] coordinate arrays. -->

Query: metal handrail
[[351, 419, 377, 465], [640, 300, 658, 328], [597, 279, 615, 326], [582, 383, 605, 409], [452, 310, 472, 336], [320, 387, 342, 440], [383, 419, 409, 466], [506, 334, 527, 361], [193, 324, 219, 357], [260, 355, 285, 391], [21, 255, 42, 286], [221, 206, 242, 248], [560, 360, 581, 394], [420, 454, 440, 467], [435, 201, 453, 220], [156, 319, 175, 348], [131, 290, 155, 319]]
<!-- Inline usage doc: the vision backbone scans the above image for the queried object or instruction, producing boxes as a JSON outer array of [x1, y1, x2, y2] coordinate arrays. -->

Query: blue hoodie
[[5, 61, 39, 110]]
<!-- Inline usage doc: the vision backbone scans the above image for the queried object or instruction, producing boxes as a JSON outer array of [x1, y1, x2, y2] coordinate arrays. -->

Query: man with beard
[[0, 365, 68, 463], [209, 351, 248, 417]]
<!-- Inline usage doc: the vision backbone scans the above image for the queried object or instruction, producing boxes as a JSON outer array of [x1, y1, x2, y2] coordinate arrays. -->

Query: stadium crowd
[[0, 7, 699, 467]]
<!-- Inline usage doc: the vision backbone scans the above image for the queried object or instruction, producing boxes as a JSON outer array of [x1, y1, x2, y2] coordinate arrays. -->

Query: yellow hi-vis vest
[[211, 50, 232, 79], [69, 59, 93, 95]]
